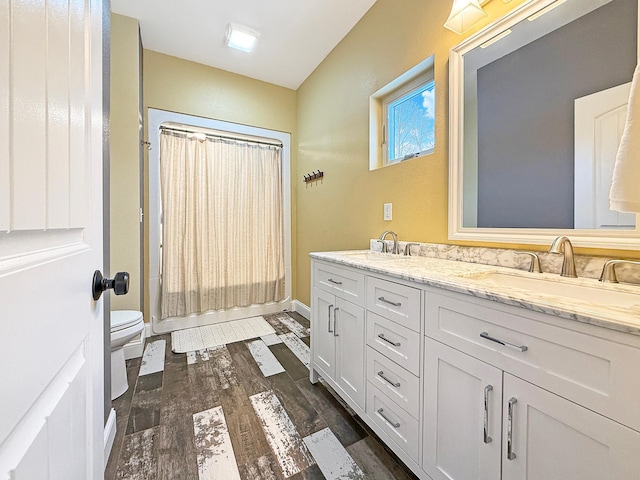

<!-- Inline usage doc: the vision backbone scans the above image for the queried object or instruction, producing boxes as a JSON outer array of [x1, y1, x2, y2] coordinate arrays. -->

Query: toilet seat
[[111, 310, 143, 332], [110, 310, 145, 400]]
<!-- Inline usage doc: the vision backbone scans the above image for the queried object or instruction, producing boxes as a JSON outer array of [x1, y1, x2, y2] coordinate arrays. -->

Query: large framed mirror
[[449, 0, 640, 249]]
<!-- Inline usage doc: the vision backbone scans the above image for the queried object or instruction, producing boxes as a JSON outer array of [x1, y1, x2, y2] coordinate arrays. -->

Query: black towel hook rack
[[303, 170, 324, 183]]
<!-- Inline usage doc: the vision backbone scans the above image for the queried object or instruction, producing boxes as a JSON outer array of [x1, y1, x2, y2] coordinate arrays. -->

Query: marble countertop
[[310, 250, 640, 336]]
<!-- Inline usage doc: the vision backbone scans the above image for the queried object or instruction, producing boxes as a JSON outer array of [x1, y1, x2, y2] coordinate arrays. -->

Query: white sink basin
[[464, 272, 640, 309]]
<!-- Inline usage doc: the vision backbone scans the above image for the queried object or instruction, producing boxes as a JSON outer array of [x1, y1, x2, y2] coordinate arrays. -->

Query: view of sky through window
[[388, 81, 435, 162]]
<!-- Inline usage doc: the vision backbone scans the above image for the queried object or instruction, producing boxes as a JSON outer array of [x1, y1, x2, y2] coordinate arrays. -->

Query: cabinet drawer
[[314, 262, 365, 306], [367, 277, 421, 332], [367, 383, 420, 464], [425, 288, 640, 432], [367, 347, 420, 419], [367, 312, 420, 376]]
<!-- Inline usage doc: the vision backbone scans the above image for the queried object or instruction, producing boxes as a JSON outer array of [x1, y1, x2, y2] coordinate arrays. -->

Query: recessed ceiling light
[[225, 23, 259, 53]]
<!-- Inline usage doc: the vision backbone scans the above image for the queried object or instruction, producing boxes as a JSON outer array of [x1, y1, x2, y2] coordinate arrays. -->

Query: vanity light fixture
[[225, 22, 259, 53], [444, 0, 513, 35]]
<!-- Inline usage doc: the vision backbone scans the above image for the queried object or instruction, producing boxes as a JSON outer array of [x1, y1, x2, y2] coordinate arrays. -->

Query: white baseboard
[[104, 408, 117, 469], [123, 325, 147, 360], [291, 300, 310, 320]]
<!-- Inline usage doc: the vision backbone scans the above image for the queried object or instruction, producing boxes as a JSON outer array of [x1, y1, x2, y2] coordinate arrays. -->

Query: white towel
[[610, 63, 640, 213]]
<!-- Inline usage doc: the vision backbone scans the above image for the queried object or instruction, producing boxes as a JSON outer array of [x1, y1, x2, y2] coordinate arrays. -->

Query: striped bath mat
[[171, 316, 275, 353]]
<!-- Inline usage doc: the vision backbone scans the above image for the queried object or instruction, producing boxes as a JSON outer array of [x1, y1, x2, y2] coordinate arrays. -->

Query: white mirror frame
[[448, 0, 640, 250]]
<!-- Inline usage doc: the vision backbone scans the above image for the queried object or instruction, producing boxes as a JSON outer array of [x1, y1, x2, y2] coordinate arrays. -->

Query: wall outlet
[[384, 203, 392, 221]]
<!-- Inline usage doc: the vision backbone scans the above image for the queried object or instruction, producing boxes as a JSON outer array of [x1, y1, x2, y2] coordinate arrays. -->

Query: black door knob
[[92, 270, 130, 301]]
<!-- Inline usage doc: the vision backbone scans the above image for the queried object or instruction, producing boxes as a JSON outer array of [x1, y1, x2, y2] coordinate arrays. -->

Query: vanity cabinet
[[424, 288, 640, 432], [310, 255, 640, 480], [423, 337, 640, 480], [365, 277, 422, 464], [423, 289, 640, 480], [311, 263, 366, 409], [423, 337, 502, 480], [501, 374, 640, 480]]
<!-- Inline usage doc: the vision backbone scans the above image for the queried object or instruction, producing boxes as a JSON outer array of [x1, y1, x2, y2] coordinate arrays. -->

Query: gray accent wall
[[476, 0, 636, 229]]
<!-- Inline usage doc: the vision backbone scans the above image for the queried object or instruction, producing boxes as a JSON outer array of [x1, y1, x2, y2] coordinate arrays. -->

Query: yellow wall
[[112, 0, 640, 315], [143, 50, 298, 132], [294, 0, 640, 307], [142, 50, 298, 320], [110, 14, 141, 311]]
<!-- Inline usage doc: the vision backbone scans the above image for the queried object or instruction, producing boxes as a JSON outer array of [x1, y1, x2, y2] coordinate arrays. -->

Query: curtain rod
[[159, 125, 283, 148]]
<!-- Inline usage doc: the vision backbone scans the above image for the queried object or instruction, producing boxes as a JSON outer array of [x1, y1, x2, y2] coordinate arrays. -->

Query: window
[[369, 56, 435, 170], [385, 80, 435, 163]]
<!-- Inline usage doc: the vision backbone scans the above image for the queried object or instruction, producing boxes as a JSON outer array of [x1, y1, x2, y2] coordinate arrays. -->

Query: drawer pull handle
[[328, 278, 343, 285], [334, 308, 340, 337], [377, 408, 400, 428], [377, 371, 401, 388], [378, 296, 401, 307], [507, 397, 517, 460], [328, 304, 334, 333], [377, 333, 401, 347], [480, 332, 528, 352], [483, 385, 493, 444]]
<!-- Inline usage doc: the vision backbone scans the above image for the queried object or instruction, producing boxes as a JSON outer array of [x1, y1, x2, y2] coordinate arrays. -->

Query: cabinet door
[[423, 338, 502, 480], [502, 374, 640, 480], [312, 287, 336, 380], [335, 297, 366, 409]]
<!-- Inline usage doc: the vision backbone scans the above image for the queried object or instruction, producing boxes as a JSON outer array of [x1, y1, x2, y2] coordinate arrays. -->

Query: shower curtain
[[159, 130, 285, 320]]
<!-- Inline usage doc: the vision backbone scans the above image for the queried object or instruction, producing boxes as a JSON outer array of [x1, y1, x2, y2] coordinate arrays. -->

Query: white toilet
[[110, 310, 144, 400]]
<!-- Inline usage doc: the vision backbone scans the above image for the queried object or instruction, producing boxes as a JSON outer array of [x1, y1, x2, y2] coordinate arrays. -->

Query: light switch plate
[[384, 203, 392, 221]]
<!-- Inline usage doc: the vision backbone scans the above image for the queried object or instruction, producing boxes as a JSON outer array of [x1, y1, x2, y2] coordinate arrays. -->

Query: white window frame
[[383, 78, 435, 165], [369, 56, 435, 170]]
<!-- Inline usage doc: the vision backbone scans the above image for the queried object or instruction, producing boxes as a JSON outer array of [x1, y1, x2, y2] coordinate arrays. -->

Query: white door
[[422, 338, 502, 480], [502, 374, 640, 480], [574, 82, 636, 229], [312, 288, 336, 380], [0, 0, 105, 478], [335, 298, 365, 409]]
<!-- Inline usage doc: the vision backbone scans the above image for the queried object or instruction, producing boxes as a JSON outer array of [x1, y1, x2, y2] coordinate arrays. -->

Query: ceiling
[[110, 0, 378, 90]]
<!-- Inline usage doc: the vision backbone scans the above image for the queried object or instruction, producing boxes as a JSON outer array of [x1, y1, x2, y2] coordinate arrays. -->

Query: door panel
[[12, 0, 47, 229], [423, 338, 502, 480], [312, 288, 336, 380], [335, 298, 365, 409], [574, 82, 635, 229], [47, 0, 73, 228], [0, 0, 8, 230], [0, 0, 104, 477], [502, 374, 640, 480]]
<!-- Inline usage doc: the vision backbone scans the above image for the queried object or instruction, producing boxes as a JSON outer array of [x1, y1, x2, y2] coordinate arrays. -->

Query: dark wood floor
[[105, 311, 418, 480]]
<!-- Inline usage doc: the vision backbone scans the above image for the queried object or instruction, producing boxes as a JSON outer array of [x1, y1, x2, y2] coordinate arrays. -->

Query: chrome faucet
[[599, 259, 640, 283], [378, 231, 399, 254], [549, 236, 577, 278], [404, 243, 420, 256], [514, 251, 543, 273]]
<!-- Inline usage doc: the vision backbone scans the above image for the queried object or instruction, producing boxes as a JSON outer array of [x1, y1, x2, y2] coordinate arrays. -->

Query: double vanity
[[306, 0, 640, 477], [309, 243, 640, 480]]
